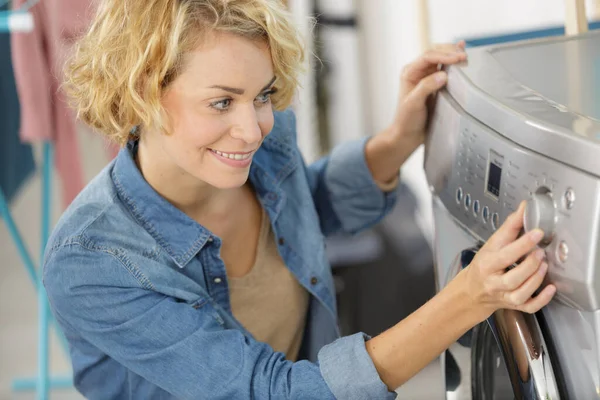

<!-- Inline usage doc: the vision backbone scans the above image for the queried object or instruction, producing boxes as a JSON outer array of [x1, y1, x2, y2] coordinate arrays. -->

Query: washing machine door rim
[[448, 247, 561, 399]]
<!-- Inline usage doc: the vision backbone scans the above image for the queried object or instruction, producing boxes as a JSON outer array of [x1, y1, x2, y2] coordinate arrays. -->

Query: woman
[[44, 0, 556, 399]]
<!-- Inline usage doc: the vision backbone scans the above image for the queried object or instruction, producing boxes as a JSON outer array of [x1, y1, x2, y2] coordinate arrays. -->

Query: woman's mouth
[[209, 149, 255, 168], [210, 149, 253, 160]]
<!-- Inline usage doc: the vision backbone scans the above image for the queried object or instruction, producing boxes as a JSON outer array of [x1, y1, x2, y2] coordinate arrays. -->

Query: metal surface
[[432, 192, 600, 399], [426, 33, 600, 399], [426, 89, 600, 312], [446, 31, 600, 178], [445, 248, 560, 399]]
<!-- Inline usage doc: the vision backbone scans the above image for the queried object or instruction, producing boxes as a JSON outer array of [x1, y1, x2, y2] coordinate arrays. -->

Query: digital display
[[486, 150, 503, 200]]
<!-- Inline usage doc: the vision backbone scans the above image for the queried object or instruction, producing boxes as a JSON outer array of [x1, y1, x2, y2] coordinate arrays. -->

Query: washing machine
[[425, 31, 600, 399]]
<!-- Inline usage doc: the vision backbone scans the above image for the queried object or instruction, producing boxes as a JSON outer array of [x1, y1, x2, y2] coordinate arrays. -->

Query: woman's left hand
[[392, 41, 467, 148], [365, 41, 467, 187]]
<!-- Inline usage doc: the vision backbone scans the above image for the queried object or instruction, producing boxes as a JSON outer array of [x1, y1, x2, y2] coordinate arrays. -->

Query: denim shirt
[[43, 109, 398, 400]]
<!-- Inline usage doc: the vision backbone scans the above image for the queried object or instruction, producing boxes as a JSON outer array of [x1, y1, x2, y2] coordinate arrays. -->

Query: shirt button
[[214, 277, 222, 284], [278, 237, 285, 246], [310, 277, 318, 285], [207, 236, 214, 243]]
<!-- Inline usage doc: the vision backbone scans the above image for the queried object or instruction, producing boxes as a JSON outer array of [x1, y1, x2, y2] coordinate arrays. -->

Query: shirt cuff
[[326, 137, 398, 233], [318, 332, 397, 400]]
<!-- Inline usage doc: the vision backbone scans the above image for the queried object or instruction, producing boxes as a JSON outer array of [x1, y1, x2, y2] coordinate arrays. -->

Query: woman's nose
[[230, 107, 262, 143]]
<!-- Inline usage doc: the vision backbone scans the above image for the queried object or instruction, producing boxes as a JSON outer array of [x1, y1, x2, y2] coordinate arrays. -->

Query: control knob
[[523, 191, 556, 247]]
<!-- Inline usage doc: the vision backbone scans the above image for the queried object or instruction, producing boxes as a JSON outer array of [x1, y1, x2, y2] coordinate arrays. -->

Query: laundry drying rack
[[0, 1, 73, 400]]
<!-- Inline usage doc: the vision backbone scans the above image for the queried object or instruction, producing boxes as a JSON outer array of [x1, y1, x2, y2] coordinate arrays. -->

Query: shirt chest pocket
[[188, 296, 226, 327]]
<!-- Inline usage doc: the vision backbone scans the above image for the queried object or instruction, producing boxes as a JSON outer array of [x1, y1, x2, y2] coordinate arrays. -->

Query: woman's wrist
[[364, 126, 418, 185], [451, 267, 496, 324]]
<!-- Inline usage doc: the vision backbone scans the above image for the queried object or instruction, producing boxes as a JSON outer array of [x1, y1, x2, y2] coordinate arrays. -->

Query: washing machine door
[[445, 248, 561, 400]]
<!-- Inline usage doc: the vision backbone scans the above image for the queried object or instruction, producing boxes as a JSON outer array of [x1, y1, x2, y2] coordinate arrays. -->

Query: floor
[[0, 127, 445, 399]]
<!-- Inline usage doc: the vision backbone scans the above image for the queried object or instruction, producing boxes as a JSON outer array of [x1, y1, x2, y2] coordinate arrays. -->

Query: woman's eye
[[210, 99, 231, 111], [256, 90, 275, 104]]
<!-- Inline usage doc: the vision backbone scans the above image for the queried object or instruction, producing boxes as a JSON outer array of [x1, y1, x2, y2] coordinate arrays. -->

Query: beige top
[[228, 209, 309, 361]]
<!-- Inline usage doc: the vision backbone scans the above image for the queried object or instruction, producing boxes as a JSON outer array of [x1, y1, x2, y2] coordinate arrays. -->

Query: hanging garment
[[0, 3, 35, 204], [10, 0, 117, 207]]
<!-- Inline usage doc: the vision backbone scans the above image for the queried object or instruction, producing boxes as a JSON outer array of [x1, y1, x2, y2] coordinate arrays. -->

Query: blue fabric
[[0, 6, 35, 205], [43, 109, 398, 399]]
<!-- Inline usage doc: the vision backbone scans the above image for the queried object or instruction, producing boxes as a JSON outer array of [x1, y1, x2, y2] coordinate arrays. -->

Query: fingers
[[399, 41, 466, 99], [518, 284, 557, 313], [500, 248, 545, 290], [486, 229, 542, 273], [506, 261, 548, 306], [478, 205, 543, 274], [403, 50, 466, 83], [404, 71, 448, 108], [485, 201, 527, 250], [431, 41, 466, 52]]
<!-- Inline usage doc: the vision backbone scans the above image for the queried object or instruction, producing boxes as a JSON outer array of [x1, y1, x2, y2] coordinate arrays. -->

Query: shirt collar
[[111, 110, 299, 268]]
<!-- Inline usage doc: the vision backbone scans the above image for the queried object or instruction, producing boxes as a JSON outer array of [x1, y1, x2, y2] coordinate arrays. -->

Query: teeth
[[213, 150, 252, 160]]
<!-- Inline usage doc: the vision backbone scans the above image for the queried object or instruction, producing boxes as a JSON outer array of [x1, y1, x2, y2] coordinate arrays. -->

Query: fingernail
[[435, 71, 447, 84], [530, 229, 544, 242], [535, 249, 545, 260], [538, 262, 548, 275]]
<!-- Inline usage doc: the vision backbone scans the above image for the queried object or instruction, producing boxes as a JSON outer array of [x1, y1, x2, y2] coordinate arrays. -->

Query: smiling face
[[143, 31, 276, 190]]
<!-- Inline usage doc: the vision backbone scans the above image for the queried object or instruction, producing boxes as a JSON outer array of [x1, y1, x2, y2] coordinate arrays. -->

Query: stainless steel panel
[[491, 34, 600, 122], [446, 31, 600, 177], [426, 90, 600, 311], [432, 199, 600, 399]]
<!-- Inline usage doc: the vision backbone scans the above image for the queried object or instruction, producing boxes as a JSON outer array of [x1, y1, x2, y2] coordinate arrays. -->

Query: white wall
[[358, 0, 600, 246], [289, 0, 320, 163], [429, 0, 600, 43], [318, 0, 368, 148]]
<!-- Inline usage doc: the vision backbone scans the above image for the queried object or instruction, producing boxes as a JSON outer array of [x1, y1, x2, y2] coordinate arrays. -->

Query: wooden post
[[564, 0, 588, 35], [416, 0, 431, 51]]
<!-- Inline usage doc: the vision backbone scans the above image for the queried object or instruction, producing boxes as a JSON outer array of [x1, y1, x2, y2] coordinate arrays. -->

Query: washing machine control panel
[[425, 91, 600, 311]]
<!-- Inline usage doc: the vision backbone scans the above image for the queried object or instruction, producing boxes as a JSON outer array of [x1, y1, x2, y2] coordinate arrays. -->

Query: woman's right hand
[[460, 201, 557, 320]]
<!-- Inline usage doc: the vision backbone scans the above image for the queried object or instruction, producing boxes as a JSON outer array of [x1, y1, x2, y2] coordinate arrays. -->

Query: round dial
[[523, 190, 556, 247]]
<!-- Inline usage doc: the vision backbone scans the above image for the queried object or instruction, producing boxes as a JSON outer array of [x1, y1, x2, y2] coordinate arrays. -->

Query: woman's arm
[[295, 43, 469, 236], [366, 202, 556, 390], [367, 268, 482, 389], [44, 244, 344, 400]]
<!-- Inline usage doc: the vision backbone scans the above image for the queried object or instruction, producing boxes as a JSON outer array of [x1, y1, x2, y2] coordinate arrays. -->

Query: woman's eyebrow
[[208, 76, 277, 95]]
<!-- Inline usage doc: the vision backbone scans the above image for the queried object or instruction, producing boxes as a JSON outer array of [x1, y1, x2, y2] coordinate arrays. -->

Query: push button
[[473, 200, 480, 217], [456, 187, 463, 204], [557, 241, 569, 263], [482, 206, 490, 223], [491, 213, 500, 230], [564, 188, 575, 210]]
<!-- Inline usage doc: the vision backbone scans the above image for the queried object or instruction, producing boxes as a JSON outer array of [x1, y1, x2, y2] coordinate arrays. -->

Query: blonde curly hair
[[63, 0, 306, 145]]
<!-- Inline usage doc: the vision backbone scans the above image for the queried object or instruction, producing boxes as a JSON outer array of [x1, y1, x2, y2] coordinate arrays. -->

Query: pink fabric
[[10, 1, 117, 207]]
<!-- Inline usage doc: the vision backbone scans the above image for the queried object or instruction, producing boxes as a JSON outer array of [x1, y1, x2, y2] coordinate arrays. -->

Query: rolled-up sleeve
[[305, 136, 397, 236], [318, 333, 397, 399], [44, 244, 337, 400], [45, 243, 396, 399]]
